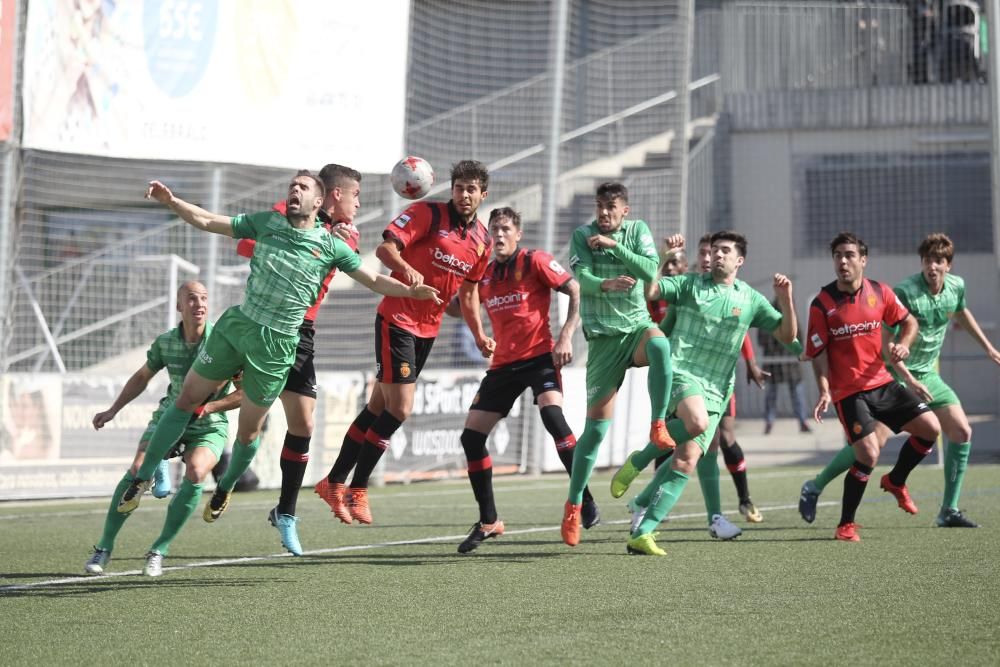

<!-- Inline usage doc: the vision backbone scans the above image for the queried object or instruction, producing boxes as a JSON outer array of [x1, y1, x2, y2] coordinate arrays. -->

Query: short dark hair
[[830, 231, 868, 257], [294, 169, 326, 199], [489, 206, 521, 228], [918, 232, 954, 263], [450, 160, 489, 191], [596, 182, 628, 203], [710, 230, 747, 258], [698, 233, 712, 247], [318, 163, 362, 190]]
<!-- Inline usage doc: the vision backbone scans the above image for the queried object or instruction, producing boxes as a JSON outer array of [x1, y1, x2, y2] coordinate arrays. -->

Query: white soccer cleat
[[627, 498, 648, 534], [143, 551, 164, 577], [84, 547, 111, 575], [709, 513, 742, 540]]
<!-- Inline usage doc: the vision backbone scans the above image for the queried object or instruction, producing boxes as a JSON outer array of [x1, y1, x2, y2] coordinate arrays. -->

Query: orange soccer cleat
[[314, 477, 353, 524]]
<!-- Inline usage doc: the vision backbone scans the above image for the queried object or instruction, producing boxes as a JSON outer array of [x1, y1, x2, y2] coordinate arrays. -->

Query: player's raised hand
[[145, 180, 174, 204], [773, 273, 793, 301], [602, 275, 636, 292], [331, 222, 358, 243], [664, 233, 685, 250], [587, 234, 617, 250], [813, 391, 831, 423], [409, 283, 441, 304], [92, 408, 117, 430]]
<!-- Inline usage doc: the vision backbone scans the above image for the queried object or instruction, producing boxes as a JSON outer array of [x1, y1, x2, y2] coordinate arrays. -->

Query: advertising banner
[[21, 0, 409, 171]]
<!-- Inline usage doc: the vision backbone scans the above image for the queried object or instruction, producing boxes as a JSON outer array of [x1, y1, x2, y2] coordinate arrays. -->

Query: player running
[[114, 171, 440, 518], [560, 182, 674, 547], [799, 233, 997, 528], [801, 232, 940, 542], [449, 207, 596, 553], [231, 164, 362, 555], [314, 160, 495, 525], [610, 231, 797, 556], [84, 281, 242, 576]]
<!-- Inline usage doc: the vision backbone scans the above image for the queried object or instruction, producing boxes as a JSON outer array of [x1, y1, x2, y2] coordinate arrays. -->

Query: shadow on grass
[[0, 576, 264, 599]]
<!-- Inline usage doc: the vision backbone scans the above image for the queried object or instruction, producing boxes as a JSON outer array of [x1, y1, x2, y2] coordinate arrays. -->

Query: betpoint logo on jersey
[[829, 320, 881, 337], [431, 247, 473, 274], [485, 291, 526, 309]]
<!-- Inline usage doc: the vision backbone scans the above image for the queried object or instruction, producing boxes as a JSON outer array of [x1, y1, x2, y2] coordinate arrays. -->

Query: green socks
[[636, 469, 690, 536], [814, 443, 856, 492], [568, 419, 611, 504], [645, 336, 672, 421], [218, 437, 263, 492], [150, 478, 203, 556], [136, 404, 191, 480], [942, 440, 971, 511], [697, 450, 722, 521], [96, 473, 135, 551]]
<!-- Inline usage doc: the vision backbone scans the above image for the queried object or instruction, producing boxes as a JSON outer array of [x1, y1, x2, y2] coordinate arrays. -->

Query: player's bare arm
[[888, 312, 918, 363], [953, 308, 1000, 366], [553, 278, 581, 368], [772, 273, 797, 344], [444, 295, 462, 319], [199, 388, 246, 417], [92, 365, 157, 430], [810, 351, 833, 422], [145, 181, 234, 237], [458, 280, 495, 358], [346, 264, 441, 303], [375, 238, 424, 287]]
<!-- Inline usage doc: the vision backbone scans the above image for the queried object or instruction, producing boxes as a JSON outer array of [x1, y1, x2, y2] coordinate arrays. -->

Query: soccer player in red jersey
[[448, 207, 597, 552], [315, 160, 495, 524], [228, 164, 362, 555], [804, 232, 941, 542]]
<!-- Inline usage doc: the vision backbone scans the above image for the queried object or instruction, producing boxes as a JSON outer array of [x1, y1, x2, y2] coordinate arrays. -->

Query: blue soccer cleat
[[152, 459, 173, 498], [268, 507, 303, 556]]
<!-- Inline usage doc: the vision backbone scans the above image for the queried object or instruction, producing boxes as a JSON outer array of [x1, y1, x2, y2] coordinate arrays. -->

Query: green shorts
[[889, 368, 959, 410], [140, 412, 228, 460], [585, 326, 651, 407], [192, 306, 298, 407], [668, 371, 729, 453]]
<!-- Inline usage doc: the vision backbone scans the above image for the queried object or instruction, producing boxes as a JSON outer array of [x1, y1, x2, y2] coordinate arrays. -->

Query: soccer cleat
[[936, 508, 980, 528], [203, 487, 232, 523], [626, 533, 666, 556], [611, 452, 642, 499], [834, 522, 861, 542], [708, 513, 742, 540], [561, 501, 582, 547], [649, 419, 676, 450], [798, 479, 820, 524], [346, 487, 373, 524], [627, 498, 648, 534], [268, 507, 304, 556], [457, 520, 505, 554], [880, 474, 918, 514], [84, 547, 111, 575], [143, 551, 164, 577], [116, 478, 153, 514], [739, 499, 764, 523], [152, 459, 173, 499], [314, 477, 352, 524], [581, 497, 601, 529]]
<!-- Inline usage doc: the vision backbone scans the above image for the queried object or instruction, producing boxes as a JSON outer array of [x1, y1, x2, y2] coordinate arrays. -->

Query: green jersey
[[660, 272, 783, 404], [231, 211, 362, 335], [146, 322, 231, 434], [893, 272, 966, 374], [568, 219, 659, 339]]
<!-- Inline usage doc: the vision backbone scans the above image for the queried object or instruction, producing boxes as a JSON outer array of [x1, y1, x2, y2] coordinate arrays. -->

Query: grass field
[[2, 464, 999, 665]]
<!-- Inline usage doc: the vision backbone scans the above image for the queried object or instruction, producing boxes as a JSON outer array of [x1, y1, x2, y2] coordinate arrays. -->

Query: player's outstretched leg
[[881, 435, 933, 514], [799, 443, 855, 523]]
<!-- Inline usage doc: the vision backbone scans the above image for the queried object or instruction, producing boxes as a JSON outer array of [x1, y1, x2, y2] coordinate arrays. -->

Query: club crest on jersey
[[476, 243, 486, 257], [732, 307, 742, 317], [399, 362, 411, 378], [867, 294, 877, 307], [311, 248, 322, 258], [514, 270, 523, 281]]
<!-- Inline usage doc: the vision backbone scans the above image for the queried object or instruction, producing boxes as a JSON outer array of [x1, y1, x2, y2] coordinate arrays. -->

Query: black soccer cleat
[[457, 520, 505, 554], [582, 497, 601, 529]]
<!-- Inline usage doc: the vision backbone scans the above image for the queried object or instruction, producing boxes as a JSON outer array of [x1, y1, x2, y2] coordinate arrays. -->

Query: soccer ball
[[391, 156, 435, 200]]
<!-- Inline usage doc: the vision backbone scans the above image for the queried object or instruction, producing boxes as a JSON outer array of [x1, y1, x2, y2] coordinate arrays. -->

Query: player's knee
[[287, 415, 314, 438], [686, 414, 709, 438], [855, 443, 879, 467], [460, 429, 489, 461], [946, 421, 972, 443], [539, 405, 572, 439]]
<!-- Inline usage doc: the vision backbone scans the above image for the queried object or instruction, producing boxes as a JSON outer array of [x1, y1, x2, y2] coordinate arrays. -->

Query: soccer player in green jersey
[[798, 233, 999, 527], [84, 281, 243, 576], [611, 231, 797, 556], [560, 182, 674, 546], [115, 172, 441, 520]]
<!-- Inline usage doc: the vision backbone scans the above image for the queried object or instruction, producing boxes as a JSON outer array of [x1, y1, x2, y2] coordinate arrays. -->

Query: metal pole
[[0, 147, 14, 369], [542, 0, 570, 254], [206, 167, 222, 317], [989, 0, 1000, 272], [677, 0, 696, 241]]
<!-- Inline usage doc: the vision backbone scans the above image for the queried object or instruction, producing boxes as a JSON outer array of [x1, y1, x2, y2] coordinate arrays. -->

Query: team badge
[[515, 270, 523, 281], [732, 307, 741, 317], [867, 294, 877, 308], [311, 248, 322, 258], [476, 243, 486, 257], [853, 422, 863, 435], [399, 362, 411, 378]]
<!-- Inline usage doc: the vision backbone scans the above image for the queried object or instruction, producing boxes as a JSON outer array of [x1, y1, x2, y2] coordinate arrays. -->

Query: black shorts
[[835, 381, 931, 443], [283, 321, 318, 399], [374, 314, 435, 384], [470, 353, 562, 417]]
